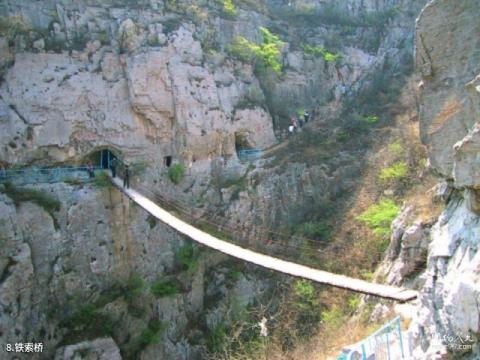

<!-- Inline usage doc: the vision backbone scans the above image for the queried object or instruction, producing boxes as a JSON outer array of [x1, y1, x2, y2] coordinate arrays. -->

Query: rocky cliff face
[[0, 0, 424, 246], [0, 182, 273, 359], [380, 0, 480, 358], [0, 0, 429, 358]]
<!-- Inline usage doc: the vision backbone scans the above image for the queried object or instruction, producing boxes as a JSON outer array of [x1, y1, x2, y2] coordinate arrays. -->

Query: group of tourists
[[86, 157, 130, 188], [288, 110, 311, 135]]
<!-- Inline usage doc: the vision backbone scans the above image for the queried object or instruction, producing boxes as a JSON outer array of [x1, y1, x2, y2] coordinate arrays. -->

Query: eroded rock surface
[[416, 0, 480, 184]]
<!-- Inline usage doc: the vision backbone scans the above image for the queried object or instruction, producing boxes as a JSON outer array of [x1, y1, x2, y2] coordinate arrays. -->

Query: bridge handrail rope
[[0, 165, 428, 283], [134, 185, 344, 259], [133, 183, 430, 277], [113, 177, 418, 302], [133, 184, 418, 267]]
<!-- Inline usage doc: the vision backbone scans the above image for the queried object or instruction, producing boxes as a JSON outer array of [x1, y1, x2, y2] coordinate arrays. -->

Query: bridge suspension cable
[[112, 177, 418, 302]]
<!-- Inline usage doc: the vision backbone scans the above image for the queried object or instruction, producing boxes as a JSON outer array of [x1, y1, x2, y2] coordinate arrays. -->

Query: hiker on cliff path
[[87, 162, 95, 178], [123, 165, 130, 189], [304, 110, 310, 123], [110, 157, 117, 178]]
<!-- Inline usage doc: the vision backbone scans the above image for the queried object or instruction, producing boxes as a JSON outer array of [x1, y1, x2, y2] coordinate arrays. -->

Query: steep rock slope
[[0, 0, 429, 359], [383, 0, 480, 358]]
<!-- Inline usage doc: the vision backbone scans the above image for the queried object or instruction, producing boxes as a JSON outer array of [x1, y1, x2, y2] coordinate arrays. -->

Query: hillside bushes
[[1, 182, 61, 215], [228, 27, 285, 74], [168, 164, 186, 184], [150, 279, 180, 297], [379, 161, 408, 181], [356, 199, 400, 237], [301, 44, 342, 63]]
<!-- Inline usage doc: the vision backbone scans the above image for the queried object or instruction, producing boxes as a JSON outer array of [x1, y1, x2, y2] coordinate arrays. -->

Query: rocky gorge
[[0, 0, 479, 359]]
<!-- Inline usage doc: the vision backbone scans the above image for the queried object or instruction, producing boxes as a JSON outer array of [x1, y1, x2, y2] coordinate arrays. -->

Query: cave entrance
[[164, 156, 172, 167], [235, 131, 254, 152], [87, 149, 118, 169]]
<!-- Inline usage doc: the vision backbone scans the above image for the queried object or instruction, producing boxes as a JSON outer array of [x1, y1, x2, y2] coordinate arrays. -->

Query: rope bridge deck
[[112, 177, 418, 302]]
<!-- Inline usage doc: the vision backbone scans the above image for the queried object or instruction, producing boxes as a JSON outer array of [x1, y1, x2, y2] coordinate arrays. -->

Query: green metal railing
[[338, 316, 407, 360], [0, 166, 100, 185], [237, 149, 263, 162]]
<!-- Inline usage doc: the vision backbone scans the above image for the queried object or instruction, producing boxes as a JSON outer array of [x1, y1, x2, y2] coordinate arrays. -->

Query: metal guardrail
[[0, 166, 101, 185], [237, 149, 263, 162], [338, 316, 406, 360]]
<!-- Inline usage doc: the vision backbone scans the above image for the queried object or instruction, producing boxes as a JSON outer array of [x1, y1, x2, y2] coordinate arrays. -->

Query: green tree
[[229, 27, 285, 73], [357, 199, 400, 237]]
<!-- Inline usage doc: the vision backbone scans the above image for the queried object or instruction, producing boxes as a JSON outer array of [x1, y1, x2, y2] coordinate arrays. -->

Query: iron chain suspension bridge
[[0, 165, 418, 302], [0, 165, 417, 357]]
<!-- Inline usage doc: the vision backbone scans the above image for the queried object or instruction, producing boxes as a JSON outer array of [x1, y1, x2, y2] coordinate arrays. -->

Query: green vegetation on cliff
[[229, 27, 285, 73], [357, 199, 400, 237], [1, 182, 61, 215], [379, 161, 408, 181], [168, 164, 186, 184]]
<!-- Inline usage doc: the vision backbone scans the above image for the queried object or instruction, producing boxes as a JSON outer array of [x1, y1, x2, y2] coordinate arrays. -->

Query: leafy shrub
[[207, 323, 228, 353], [124, 273, 144, 303], [94, 171, 111, 188], [379, 161, 408, 181], [61, 304, 116, 339], [347, 296, 361, 312], [293, 279, 317, 311], [126, 320, 165, 358], [228, 36, 255, 62], [293, 280, 315, 303], [222, 0, 237, 17], [302, 44, 343, 63], [0, 15, 31, 43], [389, 141, 404, 157], [362, 115, 379, 123], [2, 182, 61, 215], [176, 243, 199, 272], [296, 222, 331, 241], [357, 199, 400, 237], [320, 306, 346, 328], [150, 279, 179, 297], [168, 164, 186, 184], [138, 320, 165, 346], [228, 27, 285, 73], [146, 214, 158, 229]]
